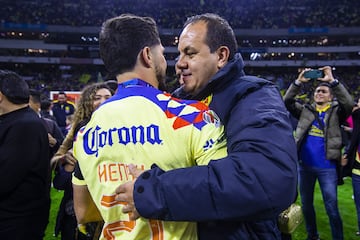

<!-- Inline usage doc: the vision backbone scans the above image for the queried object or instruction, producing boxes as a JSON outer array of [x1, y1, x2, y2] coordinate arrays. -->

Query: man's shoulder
[[221, 75, 274, 99], [238, 75, 272, 86], [42, 117, 58, 127], [65, 101, 75, 107], [15, 112, 47, 133]]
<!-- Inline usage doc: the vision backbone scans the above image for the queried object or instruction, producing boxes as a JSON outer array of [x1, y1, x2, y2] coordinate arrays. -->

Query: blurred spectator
[[40, 98, 57, 122], [343, 97, 360, 237], [52, 91, 75, 135], [283, 66, 353, 240], [1, 0, 359, 28], [52, 82, 113, 240], [0, 70, 50, 239], [29, 89, 64, 161]]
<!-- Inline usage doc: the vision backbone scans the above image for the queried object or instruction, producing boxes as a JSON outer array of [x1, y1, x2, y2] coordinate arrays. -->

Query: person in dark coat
[[115, 13, 298, 240], [40, 98, 57, 122], [0, 70, 50, 239], [29, 89, 64, 160], [343, 97, 360, 237], [52, 91, 75, 136]]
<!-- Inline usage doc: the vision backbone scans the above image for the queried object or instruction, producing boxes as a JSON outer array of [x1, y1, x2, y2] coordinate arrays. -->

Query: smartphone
[[304, 70, 324, 79]]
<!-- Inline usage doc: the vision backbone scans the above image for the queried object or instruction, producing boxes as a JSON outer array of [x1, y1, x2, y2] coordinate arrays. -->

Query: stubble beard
[[155, 65, 167, 91]]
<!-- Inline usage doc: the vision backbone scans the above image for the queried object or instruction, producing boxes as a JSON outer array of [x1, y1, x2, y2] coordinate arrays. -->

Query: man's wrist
[[329, 79, 339, 87], [294, 80, 302, 87]]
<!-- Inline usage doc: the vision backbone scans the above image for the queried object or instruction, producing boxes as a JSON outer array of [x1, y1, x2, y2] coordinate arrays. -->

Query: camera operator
[[283, 66, 353, 240]]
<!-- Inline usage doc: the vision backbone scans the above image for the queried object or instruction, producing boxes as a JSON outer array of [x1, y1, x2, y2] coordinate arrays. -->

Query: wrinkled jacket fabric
[[133, 54, 298, 239], [345, 108, 360, 172], [283, 82, 353, 161]]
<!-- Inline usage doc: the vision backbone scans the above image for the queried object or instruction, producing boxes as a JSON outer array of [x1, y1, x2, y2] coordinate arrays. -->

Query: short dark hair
[[99, 14, 161, 77], [316, 82, 333, 95], [29, 89, 41, 104], [317, 82, 332, 88], [0, 70, 29, 104], [184, 13, 238, 60], [40, 99, 52, 110]]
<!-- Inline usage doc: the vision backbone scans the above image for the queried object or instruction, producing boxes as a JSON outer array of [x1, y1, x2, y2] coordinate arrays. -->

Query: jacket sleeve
[[50, 120, 65, 155], [53, 164, 72, 190], [54, 122, 65, 149], [332, 82, 354, 122], [133, 86, 298, 221], [345, 109, 360, 165], [283, 83, 303, 119]]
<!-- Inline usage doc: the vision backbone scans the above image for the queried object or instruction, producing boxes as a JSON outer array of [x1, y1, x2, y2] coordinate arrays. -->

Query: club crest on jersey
[[203, 110, 221, 128]]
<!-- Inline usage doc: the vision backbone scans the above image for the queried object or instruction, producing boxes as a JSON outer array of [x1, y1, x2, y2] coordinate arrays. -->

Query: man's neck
[[1, 103, 28, 115], [116, 72, 158, 89]]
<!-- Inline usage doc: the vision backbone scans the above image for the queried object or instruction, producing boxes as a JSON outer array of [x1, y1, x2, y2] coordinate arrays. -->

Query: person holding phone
[[283, 66, 353, 240]]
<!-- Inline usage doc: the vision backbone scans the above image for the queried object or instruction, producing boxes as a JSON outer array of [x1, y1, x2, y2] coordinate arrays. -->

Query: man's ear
[[139, 46, 152, 68], [216, 46, 230, 69]]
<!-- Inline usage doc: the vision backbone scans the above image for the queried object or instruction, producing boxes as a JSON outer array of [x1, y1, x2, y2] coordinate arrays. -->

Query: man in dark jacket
[[0, 70, 50, 239], [343, 98, 360, 236], [29, 89, 64, 159], [52, 91, 75, 135], [40, 98, 57, 122], [116, 13, 298, 239]]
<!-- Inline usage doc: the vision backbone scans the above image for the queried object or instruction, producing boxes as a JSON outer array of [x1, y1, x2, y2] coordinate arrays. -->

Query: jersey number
[[101, 194, 164, 240]]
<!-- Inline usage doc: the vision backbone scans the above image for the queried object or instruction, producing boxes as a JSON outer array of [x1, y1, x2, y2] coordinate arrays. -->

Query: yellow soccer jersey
[[73, 80, 227, 240]]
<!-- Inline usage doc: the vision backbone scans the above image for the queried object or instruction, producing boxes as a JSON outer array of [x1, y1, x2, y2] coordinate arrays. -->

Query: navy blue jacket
[[52, 101, 75, 128], [133, 54, 298, 239]]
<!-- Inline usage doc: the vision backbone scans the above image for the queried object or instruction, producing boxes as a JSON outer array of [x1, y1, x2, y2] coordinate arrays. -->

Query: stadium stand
[[0, 0, 359, 96]]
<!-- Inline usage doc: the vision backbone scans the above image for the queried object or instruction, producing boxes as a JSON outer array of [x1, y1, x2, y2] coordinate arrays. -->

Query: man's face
[[152, 44, 167, 91], [314, 86, 332, 105], [57, 94, 66, 104], [176, 21, 219, 95]]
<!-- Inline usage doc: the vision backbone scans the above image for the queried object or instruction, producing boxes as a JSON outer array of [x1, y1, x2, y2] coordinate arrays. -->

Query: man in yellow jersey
[[72, 14, 226, 240]]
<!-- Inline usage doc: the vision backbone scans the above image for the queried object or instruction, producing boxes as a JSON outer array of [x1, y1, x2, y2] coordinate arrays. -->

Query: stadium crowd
[[0, 0, 358, 100], [1, 63, 357, 103], [1, 0, 359, 29]]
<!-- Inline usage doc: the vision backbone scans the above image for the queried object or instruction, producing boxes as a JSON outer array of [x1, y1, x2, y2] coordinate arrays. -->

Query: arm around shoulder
[[133, 87, 298, 222]]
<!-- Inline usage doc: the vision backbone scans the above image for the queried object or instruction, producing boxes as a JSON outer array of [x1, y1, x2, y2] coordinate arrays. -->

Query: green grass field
[[292, 177, 357, 240], [45, 187, 62, 240], [44, 177, 358, 240]]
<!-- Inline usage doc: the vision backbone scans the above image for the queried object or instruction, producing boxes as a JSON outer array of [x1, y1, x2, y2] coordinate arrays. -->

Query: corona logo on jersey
[[82, 124, 162, 157]]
